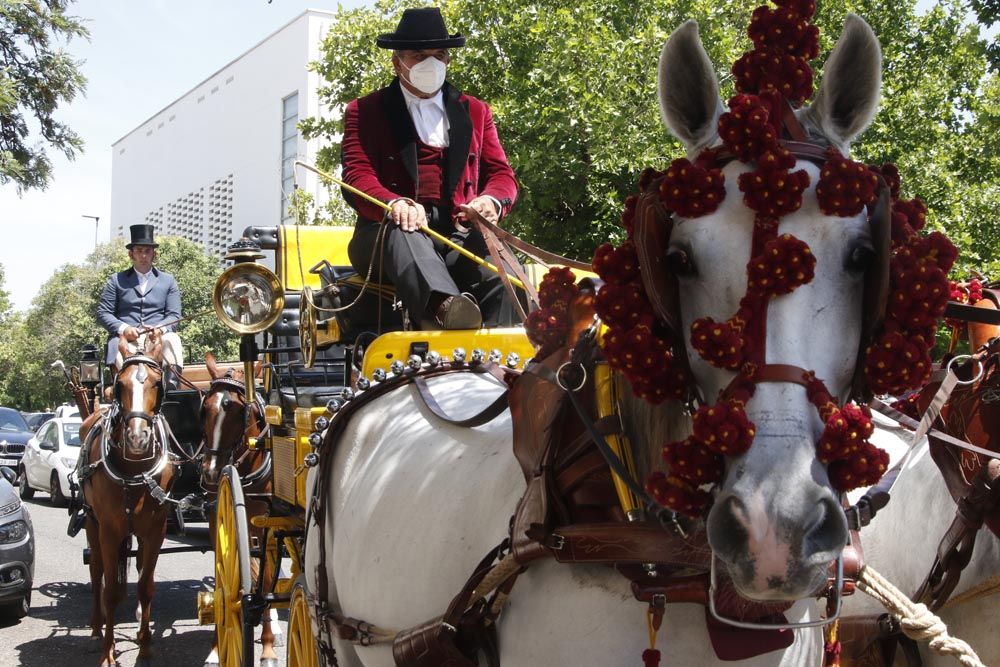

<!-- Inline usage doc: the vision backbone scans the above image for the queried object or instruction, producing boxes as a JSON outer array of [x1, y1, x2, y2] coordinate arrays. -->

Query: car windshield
[[0, 408, 29, 432], [63, 424, 82, 447]]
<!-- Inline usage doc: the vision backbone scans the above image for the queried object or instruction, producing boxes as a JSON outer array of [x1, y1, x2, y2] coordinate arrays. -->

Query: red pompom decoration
[[692, 400, 756, 456], [869, 163, 901, 199], [748, 6, 820, 60], [890, 198, 928, 246], [864, 330, 933, 395], [592, 241, 640, 285], [816, 153, 879, 218], [816, 403, 874, 464], [747, 233, 816, 296], [620, 194, 639, 236], [690, 317, 748, 370], [646, 472, 711, 517], [538, 266, 579, 310], [733, 50, 814, 106], [738, 159, 810, 218], [524, 308, 570, 360], [659, 158, 726, 218], [661, 437, 725, 485], [718, 94, 778, 162], [595, 282, 655, 330]]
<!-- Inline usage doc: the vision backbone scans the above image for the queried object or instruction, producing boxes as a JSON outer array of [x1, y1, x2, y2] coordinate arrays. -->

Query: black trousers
[[347, 214, 524, 327]]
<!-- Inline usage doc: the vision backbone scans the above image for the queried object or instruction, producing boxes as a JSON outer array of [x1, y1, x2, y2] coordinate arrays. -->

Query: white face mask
[[401, 57, 447, 95]]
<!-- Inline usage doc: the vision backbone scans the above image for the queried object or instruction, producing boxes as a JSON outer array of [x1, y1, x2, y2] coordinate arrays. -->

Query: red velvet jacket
[[341, 79, 518, 222]]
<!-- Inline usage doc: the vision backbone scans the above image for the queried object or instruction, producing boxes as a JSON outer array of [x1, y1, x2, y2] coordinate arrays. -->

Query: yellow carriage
[[200, 224, 538, 666]]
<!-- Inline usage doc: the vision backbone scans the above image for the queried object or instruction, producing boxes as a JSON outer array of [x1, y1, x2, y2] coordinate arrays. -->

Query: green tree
[[302, 0, 997, 277], [0, 263, 11, 320], [0, 0, 88, 192], [0, 237, 236, 410]]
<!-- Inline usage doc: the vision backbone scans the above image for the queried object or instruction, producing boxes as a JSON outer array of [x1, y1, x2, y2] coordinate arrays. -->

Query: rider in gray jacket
[[97, 224, 184, 389]]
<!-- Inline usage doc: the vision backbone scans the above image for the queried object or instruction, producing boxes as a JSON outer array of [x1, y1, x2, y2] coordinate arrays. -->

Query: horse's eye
[[846, 244, 875, 273], [666, 249, 696, 277], [221, 396, 232, 410]]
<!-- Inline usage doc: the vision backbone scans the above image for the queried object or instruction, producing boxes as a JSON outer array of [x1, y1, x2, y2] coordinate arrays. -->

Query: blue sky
[[0, 0, 969, 312], [0, 0, 364, 311]]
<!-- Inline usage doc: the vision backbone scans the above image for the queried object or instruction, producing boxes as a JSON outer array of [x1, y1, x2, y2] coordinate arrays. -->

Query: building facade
[[111, 10, 335, 260]]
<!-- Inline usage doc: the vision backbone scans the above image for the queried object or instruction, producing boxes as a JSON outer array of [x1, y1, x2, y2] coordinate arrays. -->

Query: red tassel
[[823, 640, 842, 667], [642, 648, 661, 667]]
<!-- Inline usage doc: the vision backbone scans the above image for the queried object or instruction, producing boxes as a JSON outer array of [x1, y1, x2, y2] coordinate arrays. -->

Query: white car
[[18, 417, 82, 505]]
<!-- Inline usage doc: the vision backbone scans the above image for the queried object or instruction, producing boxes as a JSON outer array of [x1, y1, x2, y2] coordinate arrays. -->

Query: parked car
[[19, 417, 82, 506], [0, 408, 33, 472], [53, 404, 80, 419], [0, 466, 33, 620], [20, 412, 54, 433]]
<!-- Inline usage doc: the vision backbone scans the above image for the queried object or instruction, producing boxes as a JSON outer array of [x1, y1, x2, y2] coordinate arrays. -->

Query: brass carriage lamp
[[79, 344, 101, 388]]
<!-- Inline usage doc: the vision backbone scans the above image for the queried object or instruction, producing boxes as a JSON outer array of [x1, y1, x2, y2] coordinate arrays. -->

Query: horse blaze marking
[[211, 394, 225, 450]]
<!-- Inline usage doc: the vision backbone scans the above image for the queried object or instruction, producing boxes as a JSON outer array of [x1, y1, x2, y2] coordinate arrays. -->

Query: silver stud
[[340, 388, 355, 401], [470, 348, 485, 364], [308, 432, 323, 448], [372, 368, 387, 382], [488, 349, 502, 363], [506, 352, 521, 368], [452, 348, 466, 364], [314, 416, 329, 431], [356, 376, 371, 391], [426, 350, 442, 367], [326, 398, 342, 413], [407, 355, 423, 371], [304, 452, 319, 468], [390, 360, 405, 375]]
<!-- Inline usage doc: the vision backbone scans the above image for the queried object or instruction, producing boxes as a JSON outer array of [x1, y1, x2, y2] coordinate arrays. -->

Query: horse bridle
[[110, 355, 166, 455], [200, 374, 268, 469]]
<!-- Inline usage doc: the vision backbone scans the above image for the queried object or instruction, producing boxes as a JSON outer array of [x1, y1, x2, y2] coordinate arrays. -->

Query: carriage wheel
[[286, 576, 320, 667], [215, 465, 254, 667]]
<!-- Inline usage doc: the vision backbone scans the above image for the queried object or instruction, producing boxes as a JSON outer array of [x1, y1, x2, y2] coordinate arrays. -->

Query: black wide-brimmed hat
[[376, 7, 465, 50], [126, 224, 158, 249]]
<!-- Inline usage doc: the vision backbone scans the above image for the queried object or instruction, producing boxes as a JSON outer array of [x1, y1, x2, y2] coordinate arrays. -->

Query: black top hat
[[126, 224, 158, 249], [376, 8, 465, 50]]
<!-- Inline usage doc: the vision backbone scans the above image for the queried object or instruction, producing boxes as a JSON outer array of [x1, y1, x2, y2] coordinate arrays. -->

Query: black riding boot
[[163, 364, 182, 392]]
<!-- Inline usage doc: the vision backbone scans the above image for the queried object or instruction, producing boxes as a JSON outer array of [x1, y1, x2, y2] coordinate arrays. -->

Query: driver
[[341, 7, 522, 330], [97, 224, 185, 390]]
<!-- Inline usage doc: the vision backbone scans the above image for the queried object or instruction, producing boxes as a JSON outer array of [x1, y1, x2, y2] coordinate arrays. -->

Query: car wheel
[[17, 467, 34, 500], [50, 472, 67, 506], [0, 590, 30, 620]]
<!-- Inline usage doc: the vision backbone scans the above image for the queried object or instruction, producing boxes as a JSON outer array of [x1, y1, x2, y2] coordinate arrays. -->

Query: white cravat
[[401, 87, 448, 147], [136, 269, 152, 295]]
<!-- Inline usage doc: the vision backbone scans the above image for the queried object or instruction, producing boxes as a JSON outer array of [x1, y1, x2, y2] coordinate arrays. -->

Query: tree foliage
[[302, 0, 997, 279], [0, 264, 11, 320], [0, 237, 236, 410], [0, 0, 88, 192]]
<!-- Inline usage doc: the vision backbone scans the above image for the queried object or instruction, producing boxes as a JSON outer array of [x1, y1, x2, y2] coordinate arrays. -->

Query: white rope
[[857, 565, 986, 667]]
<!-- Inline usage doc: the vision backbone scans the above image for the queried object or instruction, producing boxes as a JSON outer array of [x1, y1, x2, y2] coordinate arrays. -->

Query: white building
[[111, 9, 336, 260]]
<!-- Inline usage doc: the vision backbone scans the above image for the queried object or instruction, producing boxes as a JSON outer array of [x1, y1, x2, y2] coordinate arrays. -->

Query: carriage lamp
[[79, 344, 101, 388]]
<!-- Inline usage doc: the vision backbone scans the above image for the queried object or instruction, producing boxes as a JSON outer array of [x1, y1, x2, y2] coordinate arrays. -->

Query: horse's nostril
[[707, 495, 750, 564], [803, 496, 848, 560]]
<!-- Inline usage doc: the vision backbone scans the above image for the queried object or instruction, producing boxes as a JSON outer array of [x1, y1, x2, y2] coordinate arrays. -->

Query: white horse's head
[[657, 16, 883, 600]]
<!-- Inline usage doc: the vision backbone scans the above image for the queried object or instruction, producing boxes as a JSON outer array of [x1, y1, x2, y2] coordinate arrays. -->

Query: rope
[[857, 566, 985, 666], [470, 554, 521, 602]]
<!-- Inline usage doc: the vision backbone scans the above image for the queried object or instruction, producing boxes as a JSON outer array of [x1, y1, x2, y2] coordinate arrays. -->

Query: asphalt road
[[0, 495, 287, 667]]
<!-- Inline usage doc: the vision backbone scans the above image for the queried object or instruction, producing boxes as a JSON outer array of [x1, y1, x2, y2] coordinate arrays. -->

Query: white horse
[[305, 14, 888, 667], [845, 412, 1000, 665]]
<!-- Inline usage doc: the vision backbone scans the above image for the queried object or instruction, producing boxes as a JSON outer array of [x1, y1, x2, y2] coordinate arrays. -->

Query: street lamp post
[[81, 214, 100, 249]]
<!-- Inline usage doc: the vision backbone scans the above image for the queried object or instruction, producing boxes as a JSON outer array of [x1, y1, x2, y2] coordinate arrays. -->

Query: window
[[280, 92, 299, 220]]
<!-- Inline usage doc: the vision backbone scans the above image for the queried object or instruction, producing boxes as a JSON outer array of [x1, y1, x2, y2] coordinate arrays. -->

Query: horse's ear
[[144, 330, 163, 362], [117, 337, 130, 359], [799, 14, 882, 152], [253, 360, 263, 379], [658, 20, 723, 155], [206, 352, 219, 379]]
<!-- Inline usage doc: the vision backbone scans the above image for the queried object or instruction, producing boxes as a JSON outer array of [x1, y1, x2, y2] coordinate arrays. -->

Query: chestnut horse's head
[[199, 353, 261, 488], [114, 332, 165, 459], [654, 16, 886, 600]]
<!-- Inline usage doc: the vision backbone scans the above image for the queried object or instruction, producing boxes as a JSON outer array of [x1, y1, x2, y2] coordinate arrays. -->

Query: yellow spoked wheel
[[287, 576, 320, 667], [215, 465, 254, 667]]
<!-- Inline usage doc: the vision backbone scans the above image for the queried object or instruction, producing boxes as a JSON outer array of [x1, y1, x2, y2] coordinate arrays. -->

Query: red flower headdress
[[527, 1, 956, 518]]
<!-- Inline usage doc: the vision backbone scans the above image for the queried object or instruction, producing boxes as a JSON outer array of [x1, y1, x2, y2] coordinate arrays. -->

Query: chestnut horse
[[199, 354, 277, 667], [80, 333, 176, 666]]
